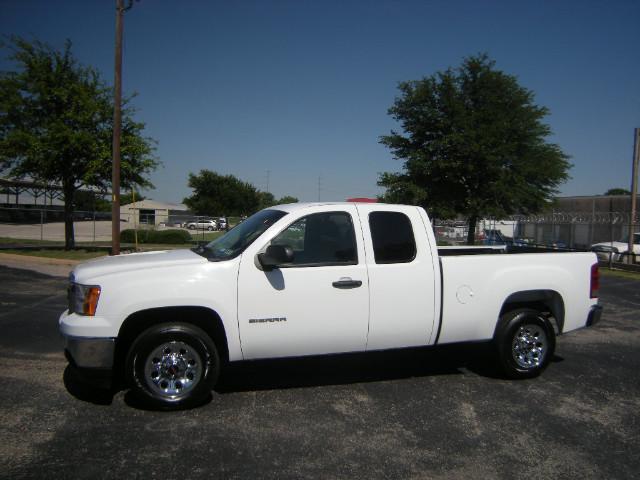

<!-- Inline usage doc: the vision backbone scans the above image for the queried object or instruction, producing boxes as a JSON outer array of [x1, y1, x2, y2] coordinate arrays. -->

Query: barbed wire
[[509, 211, 637, 224], [433, 211, 638, 227]]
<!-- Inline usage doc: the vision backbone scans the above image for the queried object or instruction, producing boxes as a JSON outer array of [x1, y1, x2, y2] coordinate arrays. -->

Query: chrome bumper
[[64, 335, 116, 369]]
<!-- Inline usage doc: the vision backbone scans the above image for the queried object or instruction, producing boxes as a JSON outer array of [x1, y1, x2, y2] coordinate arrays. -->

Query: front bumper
[[63, 335, 116, 369], [59, 309, 117, 369], [586, 305, 603, 327]]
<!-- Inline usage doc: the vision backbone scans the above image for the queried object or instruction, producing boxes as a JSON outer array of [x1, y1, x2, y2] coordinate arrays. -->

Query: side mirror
[[258, 245, 294, 271]]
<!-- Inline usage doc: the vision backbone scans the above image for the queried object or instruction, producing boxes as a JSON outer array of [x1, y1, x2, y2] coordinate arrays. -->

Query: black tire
[[495, 308, 556, 379], [125, 323, 220, 409], [207, 226, 213, 231]]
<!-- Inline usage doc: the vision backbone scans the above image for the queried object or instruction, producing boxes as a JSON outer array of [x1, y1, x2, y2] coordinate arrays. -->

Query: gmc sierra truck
[[60, 202, 602, 409]]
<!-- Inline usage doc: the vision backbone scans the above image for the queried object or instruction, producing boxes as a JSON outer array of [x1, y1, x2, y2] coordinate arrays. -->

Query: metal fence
[[0, 206, 234, 244], [1, 206, 638, 266], [433, 211, 638, 246]]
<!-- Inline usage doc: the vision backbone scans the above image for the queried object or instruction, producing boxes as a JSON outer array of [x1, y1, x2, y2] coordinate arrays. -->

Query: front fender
[[69, 258, 243, 362]]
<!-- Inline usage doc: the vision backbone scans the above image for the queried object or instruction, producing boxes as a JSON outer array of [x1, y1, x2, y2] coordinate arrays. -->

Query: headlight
[[68, 283, 101, 316]]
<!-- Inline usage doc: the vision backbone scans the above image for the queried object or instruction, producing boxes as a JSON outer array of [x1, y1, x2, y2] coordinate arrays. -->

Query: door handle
[[332, 278, 362, 289]]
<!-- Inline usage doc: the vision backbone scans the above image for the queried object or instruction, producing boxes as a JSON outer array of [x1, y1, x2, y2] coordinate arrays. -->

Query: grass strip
[[1, 249, 108, 261]]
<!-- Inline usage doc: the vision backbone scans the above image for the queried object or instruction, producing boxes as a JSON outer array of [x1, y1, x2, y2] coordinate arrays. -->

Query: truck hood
[[71, 249, 208, 283]]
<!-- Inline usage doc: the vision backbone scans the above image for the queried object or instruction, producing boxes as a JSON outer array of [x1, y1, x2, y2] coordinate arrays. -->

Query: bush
[[120, 229, 192, 244], [155, 229, 193, 244]]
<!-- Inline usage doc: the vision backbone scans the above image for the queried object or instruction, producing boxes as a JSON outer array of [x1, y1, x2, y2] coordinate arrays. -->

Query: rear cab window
[[369, 211, 417, 264]]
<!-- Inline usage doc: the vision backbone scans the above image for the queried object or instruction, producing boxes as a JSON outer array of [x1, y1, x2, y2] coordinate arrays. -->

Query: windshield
[[197, 209, 287, 261]]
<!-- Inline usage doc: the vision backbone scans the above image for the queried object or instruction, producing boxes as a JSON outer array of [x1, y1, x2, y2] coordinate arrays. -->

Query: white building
[[120, 200, 189, 227]]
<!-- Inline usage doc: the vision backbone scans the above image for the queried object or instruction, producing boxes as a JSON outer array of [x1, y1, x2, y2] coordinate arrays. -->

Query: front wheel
[[495, 309, 555, 379], [125, 323, 220, 409]]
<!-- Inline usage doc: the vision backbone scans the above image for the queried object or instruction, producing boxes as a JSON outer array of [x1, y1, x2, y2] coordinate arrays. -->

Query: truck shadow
[[215, 343, 545, 394], [63, 345, 565, 407], [63, 365, 115, 406]]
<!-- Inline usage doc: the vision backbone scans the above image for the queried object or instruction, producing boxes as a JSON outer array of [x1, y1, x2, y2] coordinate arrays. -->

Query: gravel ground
[[0, 266, 638, 479]]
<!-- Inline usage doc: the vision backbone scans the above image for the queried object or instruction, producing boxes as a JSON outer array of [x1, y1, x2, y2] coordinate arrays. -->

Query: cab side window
[[271, 212, 357, 266], [369, 211, 416, 263]]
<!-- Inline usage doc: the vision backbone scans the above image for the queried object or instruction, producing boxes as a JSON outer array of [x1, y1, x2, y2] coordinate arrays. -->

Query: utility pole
[[628, 128, 639, 263], [266, 170, 270, 193], [318, 176, 322, 202], [111, 0, 125, 255]]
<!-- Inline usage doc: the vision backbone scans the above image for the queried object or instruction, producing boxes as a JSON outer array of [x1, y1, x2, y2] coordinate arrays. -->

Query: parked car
[[187, 219, 217, 231], [483, 229, 528, 248], [61, 202, 601, 409], [591, 232, 640, 261], [217, 217, 228, 230]]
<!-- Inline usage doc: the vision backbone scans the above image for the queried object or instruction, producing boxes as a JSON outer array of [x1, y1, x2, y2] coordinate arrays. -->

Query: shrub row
[[120, 229, 192, 244]]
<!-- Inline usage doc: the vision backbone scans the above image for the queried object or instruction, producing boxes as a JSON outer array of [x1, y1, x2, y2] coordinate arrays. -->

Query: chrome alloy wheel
[[143, 341, 202, 399], [512, 324, 548, 369]]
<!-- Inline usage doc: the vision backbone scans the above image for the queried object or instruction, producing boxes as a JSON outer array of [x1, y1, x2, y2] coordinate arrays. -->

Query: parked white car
[[187, 219, 217, 231], [591, 233, 640, 261]]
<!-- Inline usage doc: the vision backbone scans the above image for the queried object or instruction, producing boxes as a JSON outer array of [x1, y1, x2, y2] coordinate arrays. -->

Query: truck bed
[[437, 251, 597, 344]]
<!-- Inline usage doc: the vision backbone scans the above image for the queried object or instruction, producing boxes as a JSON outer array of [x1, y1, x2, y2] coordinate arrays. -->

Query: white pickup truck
[[60, 202, 602, 409]]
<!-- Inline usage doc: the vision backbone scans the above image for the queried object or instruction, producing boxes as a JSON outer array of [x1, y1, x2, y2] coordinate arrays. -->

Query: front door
[[237, 207, 369, 359]]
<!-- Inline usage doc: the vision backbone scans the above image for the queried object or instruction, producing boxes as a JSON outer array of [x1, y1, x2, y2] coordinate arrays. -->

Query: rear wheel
[[496, 308, 555, 379], [125, 323, 220, 409]]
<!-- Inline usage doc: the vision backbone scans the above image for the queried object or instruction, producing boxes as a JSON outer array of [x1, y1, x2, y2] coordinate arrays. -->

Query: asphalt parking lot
[[1, 265, 639, 479]]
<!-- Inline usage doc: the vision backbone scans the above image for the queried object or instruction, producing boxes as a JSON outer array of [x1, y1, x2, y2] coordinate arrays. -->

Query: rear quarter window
[[369, 211, 417, 264]]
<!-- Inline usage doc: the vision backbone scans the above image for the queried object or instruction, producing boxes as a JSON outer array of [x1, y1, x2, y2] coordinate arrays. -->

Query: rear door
[[356, 204, 439, 350]]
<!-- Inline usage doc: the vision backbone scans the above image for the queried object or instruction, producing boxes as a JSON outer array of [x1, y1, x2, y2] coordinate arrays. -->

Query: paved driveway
[[0, 266, 638, 479]]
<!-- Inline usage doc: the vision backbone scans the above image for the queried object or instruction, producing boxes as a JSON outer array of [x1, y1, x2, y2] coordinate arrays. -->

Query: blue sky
[[2, 0, 639, 204]]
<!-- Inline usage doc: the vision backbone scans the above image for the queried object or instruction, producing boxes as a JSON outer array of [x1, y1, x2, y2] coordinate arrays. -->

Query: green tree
[[73, 190, 111, 212], [0, 37, 158, 249], [184, 170, 299, 215], [257, 193, 300, 209], [120, 190, 147, 206], [604, 188, 630, 196], [379, 54, 570, 244], [257, 191, 277, 210], [184, 170, 261, 216], [277, 195, 298, 204]]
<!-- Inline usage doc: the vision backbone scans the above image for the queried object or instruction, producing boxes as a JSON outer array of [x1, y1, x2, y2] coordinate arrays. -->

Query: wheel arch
[[497, 290, 565, 336], [114, 306, 230, 381]]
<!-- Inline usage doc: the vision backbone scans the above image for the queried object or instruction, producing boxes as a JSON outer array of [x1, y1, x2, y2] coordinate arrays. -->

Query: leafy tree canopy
[[604, 188, 630, 196], [379, 54, 571, 243], [184, 170, 260, 216], [257, 191, 277, 211], [73, 190, 111, 212], [0, 36, 158, 248], [120, 190, 147, 206], [183, 169, 298, 216], [278, 195, 299, 204]]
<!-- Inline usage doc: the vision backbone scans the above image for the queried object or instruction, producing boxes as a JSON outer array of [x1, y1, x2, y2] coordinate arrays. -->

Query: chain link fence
[[434, 211, 639, 266], [0, 206, 237, 244], [1, 205, 638, 267]]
